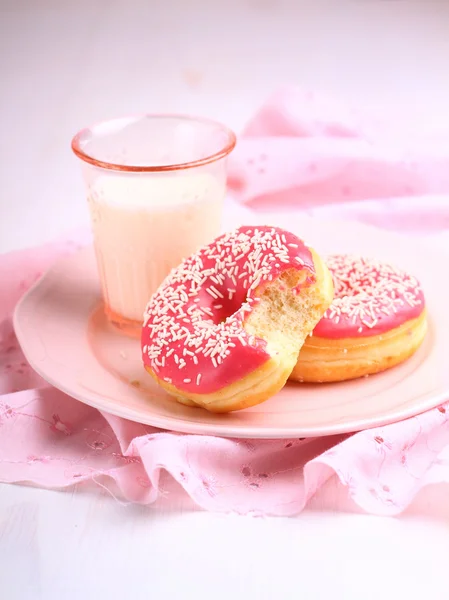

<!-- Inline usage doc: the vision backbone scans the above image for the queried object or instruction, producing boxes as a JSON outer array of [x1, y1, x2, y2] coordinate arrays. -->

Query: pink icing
[[141, 226, 315, 394], [313, 254, 425, 339]]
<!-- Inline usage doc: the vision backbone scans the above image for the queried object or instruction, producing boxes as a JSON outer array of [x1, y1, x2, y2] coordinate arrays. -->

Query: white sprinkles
[[322, 254, 424, 330]]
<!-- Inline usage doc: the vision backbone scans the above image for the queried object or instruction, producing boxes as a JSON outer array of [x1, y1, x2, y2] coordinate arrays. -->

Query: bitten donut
[[290, 254, 427, 383], [141, 226, 333, 413]]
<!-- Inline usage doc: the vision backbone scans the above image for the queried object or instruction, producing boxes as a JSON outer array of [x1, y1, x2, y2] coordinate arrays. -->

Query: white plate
[[14, 216, 448, 438]]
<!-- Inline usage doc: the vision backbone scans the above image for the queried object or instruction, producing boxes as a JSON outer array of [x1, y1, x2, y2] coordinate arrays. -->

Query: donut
[[290, 254, 427, 383], [141, 226, 333, 413]]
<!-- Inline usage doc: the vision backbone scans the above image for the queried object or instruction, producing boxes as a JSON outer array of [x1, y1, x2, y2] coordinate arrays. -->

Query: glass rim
[[71, 113, 237, 173]]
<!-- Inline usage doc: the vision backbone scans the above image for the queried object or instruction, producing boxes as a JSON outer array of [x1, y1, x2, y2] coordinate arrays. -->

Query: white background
[[1, 1, 449, 598]]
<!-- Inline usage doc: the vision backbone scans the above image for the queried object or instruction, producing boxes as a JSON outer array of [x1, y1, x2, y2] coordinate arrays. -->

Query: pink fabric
[[2, 87, 449, 517]]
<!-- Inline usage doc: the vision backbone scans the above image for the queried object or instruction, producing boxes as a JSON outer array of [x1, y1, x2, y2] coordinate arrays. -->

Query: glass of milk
[[72, 115, 236, 336]]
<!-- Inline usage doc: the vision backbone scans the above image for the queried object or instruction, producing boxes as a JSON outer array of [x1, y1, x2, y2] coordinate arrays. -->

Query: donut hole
[[215, 299, 244, 324]]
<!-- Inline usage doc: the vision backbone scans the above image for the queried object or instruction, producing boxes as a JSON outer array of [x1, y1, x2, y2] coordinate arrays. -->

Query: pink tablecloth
[[2, 88, 449, 517]]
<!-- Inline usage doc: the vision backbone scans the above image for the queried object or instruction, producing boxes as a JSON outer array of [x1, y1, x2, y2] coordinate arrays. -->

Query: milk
[[88, 172, 225, 327]]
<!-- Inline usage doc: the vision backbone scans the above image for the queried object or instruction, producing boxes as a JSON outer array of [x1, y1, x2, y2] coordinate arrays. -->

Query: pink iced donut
[[141, 225, 333, 412], [290, 253, 427, 383]]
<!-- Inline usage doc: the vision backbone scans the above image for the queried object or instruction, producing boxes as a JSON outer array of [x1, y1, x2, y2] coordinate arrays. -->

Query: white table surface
[[1, 1, 449, 598]]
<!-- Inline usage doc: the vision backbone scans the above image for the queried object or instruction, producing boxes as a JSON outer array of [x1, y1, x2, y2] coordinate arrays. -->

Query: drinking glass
[[72, 114, 236, 336]]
